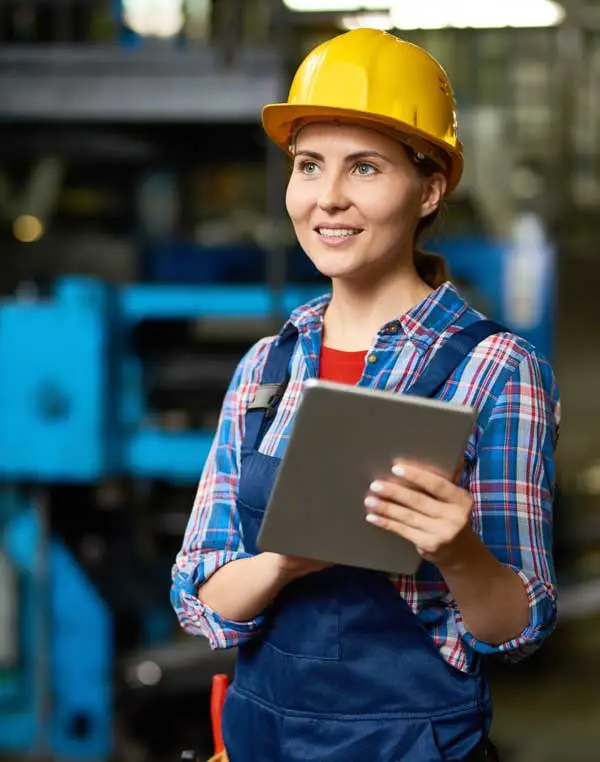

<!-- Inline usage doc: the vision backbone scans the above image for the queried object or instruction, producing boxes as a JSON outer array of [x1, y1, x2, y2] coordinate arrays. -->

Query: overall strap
[[407, 319, 507, 399], [241, 329, 298, 454]]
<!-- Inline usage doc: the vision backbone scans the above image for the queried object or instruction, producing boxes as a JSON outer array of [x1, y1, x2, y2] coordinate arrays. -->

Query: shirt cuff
[[455, 566, 557, 662], [171, 552, 265, 650]]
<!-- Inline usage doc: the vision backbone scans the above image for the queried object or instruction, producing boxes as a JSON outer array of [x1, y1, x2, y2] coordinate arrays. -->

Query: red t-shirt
[[319, 345, 366, 385]]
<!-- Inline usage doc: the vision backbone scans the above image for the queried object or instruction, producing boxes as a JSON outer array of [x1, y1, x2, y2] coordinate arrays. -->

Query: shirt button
[[387, 324, 399, 334], [367, 353, 378, 364]]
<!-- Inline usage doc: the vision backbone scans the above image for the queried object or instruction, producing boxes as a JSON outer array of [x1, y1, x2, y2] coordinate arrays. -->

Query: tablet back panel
[[256, 380, 476, 575]]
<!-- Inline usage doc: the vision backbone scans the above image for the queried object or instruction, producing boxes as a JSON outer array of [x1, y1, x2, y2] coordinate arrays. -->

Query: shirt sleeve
[[456, 349, 560, 661], [170, 340, 269, 650]]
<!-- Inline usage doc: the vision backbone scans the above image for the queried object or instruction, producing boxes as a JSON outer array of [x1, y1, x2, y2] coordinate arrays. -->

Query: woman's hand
[[363, 461, 474, 569]]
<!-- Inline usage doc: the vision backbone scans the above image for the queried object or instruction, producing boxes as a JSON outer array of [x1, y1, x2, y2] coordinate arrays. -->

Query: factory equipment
[[0, 276, 324, 760]]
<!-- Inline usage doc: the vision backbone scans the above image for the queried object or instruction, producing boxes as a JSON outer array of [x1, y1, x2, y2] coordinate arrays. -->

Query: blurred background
[[0, 1, 599, 761]]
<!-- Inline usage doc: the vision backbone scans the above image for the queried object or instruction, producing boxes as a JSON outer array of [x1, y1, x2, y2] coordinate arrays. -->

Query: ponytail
[[398, 145, 451, 289], [414, 248, 449, 289], [413, 207, 449, 289]]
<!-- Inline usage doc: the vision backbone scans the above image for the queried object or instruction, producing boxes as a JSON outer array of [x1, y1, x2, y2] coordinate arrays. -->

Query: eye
[[354, 162, 377, 176], [297, 159, 320, 175]]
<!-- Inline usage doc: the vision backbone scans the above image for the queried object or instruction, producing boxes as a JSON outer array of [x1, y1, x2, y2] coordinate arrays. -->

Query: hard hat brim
[[261, 103, 463, 194]]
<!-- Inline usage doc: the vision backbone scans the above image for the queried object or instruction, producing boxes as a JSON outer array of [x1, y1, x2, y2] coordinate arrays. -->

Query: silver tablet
[[256, 379, 476, 576]]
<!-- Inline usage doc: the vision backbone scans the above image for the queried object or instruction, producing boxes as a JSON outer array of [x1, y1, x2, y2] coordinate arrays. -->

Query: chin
[[310, 254, 395, 287], [309, 259, 362, 281], [305, 247, 370, 281]]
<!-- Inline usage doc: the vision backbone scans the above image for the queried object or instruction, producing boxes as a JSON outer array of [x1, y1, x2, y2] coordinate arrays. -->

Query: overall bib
[[222, 320, 504, 762]]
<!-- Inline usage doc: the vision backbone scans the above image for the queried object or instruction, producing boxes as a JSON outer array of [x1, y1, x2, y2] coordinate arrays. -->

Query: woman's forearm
[[437, 530, 530, 645], [198, 552, 298, 623]]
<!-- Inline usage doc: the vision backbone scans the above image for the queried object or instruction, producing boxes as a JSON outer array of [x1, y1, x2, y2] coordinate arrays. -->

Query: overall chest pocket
[[237, 451, 341, 661]]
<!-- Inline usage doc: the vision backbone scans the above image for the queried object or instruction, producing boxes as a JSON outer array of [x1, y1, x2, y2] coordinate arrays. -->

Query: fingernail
[[391, 464, 405, 478], [365, 513, 380, 525], [364, 496, 379, 509], [370, 480, 385, 493]]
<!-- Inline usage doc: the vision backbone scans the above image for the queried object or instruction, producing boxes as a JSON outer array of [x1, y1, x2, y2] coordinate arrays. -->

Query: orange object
[[210, 674, 229, 755]]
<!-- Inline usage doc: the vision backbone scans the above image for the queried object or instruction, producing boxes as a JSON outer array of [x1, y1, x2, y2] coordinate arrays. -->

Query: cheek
[[360, 200, 402, 231], [285, 179, 310, 225], [361, 187, 421, 233]]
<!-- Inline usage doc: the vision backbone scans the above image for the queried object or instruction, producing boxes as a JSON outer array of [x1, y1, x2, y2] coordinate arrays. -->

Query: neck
[[323, 266, 435, 351]]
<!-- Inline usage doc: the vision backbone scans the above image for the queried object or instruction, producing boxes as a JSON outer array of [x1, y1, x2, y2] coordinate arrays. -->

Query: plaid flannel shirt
[[171, 282, 560, 673]]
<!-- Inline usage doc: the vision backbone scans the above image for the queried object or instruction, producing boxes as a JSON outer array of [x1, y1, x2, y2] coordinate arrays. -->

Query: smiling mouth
[[315, 227, 363, 239]]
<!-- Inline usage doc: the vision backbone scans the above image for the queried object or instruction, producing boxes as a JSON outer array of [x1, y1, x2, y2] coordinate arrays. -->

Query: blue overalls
[[222, 320, 504, 762]]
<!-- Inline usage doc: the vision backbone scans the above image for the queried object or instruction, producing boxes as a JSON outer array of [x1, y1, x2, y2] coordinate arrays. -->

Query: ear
[[420, 173, 446, 218]]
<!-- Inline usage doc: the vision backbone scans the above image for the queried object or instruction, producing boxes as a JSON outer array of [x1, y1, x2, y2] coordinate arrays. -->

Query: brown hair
[[406, 149, 450, 289], [414, 210, 449, 289]]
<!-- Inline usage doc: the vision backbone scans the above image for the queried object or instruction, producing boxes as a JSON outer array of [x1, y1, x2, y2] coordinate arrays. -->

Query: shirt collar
[[277, 281, 468, 353], [277, 292, 331, 342], [396, 281, 469, 352]]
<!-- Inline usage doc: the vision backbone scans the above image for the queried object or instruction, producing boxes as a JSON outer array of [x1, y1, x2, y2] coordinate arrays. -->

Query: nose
[[317, 173, 351, 214]]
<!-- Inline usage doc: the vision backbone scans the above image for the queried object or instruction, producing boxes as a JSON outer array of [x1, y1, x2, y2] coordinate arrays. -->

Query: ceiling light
[[122, 0, 185, 37], [390, 0, 565, 30], [339, 12, 394, 30], [284, 0, 387, 11]]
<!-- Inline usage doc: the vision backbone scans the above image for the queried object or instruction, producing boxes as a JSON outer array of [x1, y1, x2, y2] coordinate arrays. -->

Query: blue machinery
[[0, 229, 556, 760], [0, 277, 329, 761]]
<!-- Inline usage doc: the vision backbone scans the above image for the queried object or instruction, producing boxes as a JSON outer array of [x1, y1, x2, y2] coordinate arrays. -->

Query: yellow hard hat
[[262, 28, 463, 194]]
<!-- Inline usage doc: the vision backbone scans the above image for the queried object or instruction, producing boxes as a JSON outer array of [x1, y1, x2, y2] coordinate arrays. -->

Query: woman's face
[[285, 122, 445, 284]]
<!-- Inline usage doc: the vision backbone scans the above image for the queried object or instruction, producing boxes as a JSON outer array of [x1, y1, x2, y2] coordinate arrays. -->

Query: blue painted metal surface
[[120, 283, 325, 323], [0, 278, 325, 483], [435, 226, 556, 360], [50, 538, 111, 759], [0, 489, 111, 759], [0, 280, 117, 482], [126, 430, 214, 483]]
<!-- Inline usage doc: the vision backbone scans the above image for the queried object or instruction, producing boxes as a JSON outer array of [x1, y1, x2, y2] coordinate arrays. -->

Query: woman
[[171, 29, 559, 762]]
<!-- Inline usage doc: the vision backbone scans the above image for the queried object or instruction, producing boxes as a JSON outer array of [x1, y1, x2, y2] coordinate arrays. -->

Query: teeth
[[317, 228, 360, 238]]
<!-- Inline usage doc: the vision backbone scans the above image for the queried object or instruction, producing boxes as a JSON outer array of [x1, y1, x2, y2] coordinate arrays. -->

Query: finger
[[391, 462, 464, 504], [364, 494, 436, 529], [365, 510, 430, 548], [368, 480, 442, 518]]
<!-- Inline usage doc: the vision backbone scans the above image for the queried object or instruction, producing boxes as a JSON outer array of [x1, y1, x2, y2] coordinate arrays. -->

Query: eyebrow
[[294, 149, 392, 163]]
